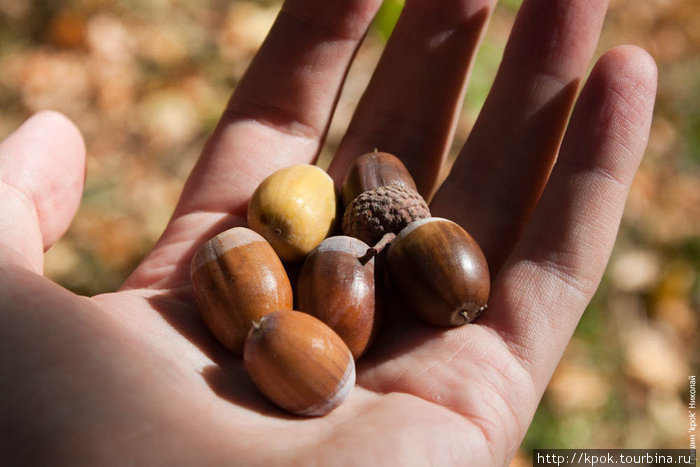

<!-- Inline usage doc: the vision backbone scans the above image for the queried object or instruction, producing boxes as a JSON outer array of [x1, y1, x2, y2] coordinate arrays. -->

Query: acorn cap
[[342, 184, 430, 246]]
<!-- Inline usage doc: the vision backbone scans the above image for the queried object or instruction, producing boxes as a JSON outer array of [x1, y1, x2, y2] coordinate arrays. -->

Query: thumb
[[0, 111, 85, 272]]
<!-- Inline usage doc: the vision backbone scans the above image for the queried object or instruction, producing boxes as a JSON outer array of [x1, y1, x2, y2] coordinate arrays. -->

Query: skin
[[0, 0, 657, 465]]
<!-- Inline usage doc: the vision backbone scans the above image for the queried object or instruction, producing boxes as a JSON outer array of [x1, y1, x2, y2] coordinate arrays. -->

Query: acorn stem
[[357, 249, 375, 266], [250, 318, 263, 335], [357, 232, 396, 265], [459, 304, 488, 324], [374, 232, 397, 253]]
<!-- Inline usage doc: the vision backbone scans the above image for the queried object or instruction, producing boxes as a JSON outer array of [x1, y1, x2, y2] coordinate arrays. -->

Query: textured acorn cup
[[297, 236, 380, 359], [190, 227, 293, 354], [341, 151, 419, 208], [247, 165, 338, 262], [341, 151, 430, 246], [342, 185, 430, 246], [387, 218, 490, 326], [244, 311, 356, 417]]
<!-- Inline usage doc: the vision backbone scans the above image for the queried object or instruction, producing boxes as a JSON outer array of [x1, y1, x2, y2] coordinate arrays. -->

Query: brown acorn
[[341, 151, 430, 246], [341, 151, 419, 207], [190, 227, 293, 354], [297, 236, 381, 359], [244, 311, 355, 417], [387, 217, 490, 326]]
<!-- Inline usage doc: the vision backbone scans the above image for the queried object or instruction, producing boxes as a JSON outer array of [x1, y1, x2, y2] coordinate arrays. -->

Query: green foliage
[[501, 0, 524, 11], [372, 0, 404, 41], [521, 401, 564, 450], [463, 39, 504, 115], [685, 108, 700, 165], [678, 236, 700, 268]]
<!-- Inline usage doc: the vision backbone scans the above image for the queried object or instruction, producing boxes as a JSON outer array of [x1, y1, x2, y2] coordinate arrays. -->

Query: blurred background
[[0, 0, 697, 463]]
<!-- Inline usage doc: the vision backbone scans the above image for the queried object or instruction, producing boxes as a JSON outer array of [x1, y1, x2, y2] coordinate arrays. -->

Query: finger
[[176, 0, 382, 216], [482, 46, 657, 390], [125, 0, 382, 290], [0, 111, 86, 272], [431, 0, 609, 270], [328, 0, 497, 199]]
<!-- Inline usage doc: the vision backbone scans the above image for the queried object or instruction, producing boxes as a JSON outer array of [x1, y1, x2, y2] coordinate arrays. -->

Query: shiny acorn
[[190, 227, 293, 354], [341, 150, 419, 207], [387, 217, 490, 326], [297, 236, 381, 359], [247, 165, 338, 262], [244, 310, 355, 417]]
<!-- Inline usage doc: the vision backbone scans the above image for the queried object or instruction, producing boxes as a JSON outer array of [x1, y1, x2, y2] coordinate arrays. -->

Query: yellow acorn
[[247, 165, 338, 261]]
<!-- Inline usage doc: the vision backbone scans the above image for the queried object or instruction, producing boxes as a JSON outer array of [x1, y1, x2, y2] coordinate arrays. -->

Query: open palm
[[0, 0, 657, 465]]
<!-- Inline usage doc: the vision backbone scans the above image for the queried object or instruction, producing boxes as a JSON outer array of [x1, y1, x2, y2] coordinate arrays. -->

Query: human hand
[[0, 0, 657, 465]]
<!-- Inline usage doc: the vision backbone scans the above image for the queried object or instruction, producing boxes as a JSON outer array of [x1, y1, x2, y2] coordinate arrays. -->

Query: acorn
[[248, 165, 338, 262], [341, 151, 419, 207], [244, 310, 355, 417], [190, 227, 293, 354], [386, 217, 490, 326], [341, 151, 430, 246], [297, 236, 381, 359]]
